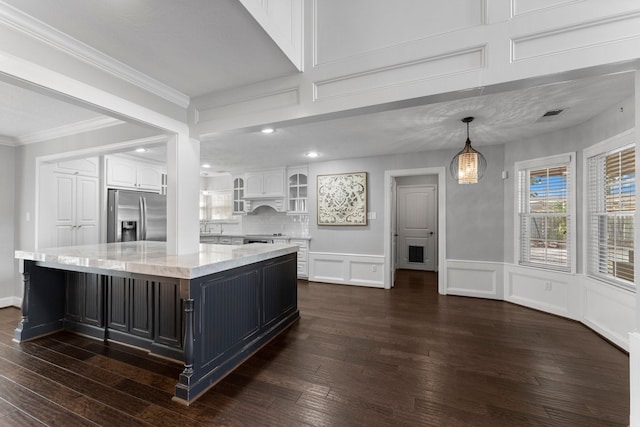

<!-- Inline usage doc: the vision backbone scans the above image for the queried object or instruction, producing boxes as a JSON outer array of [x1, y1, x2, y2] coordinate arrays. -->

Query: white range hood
[[244, 198, 285, 213]]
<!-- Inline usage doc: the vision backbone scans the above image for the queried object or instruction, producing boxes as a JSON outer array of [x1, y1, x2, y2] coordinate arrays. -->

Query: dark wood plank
[[0, 270, 630, 426]]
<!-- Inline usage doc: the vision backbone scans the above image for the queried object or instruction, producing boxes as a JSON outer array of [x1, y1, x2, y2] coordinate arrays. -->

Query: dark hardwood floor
[[0, 270, 629, 426]]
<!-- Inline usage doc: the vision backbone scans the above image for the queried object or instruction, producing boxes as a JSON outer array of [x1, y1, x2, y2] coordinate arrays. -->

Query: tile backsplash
[[200, 206, 309, 237], [243, 206, 309, 236]]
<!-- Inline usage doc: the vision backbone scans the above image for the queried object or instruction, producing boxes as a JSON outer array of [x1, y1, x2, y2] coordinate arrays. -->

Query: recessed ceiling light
[[306, 151, 319, 158], [202, 163, 211, 168], [261, 128, 275, 134], [135, 148, 147, 153]]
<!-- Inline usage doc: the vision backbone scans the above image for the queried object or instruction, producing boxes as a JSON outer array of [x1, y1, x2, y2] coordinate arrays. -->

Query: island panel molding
[[317, 172, 368, 226]]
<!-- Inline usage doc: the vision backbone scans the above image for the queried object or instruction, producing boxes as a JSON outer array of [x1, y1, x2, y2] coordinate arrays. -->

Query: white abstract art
[[317, 172, 367, 226]]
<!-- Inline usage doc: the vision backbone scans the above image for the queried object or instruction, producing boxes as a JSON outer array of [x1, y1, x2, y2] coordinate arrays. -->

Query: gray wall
[[502, 95, 636, 268], [308, 143, 505, 262], [0, 144, 15, 300]]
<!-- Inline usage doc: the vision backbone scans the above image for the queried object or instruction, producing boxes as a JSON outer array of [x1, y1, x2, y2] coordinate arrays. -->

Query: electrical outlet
[[372, 265, 377, 272]]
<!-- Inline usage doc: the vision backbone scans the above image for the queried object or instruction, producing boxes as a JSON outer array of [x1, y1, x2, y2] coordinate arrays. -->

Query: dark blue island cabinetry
[[14, 242, 299, 405]]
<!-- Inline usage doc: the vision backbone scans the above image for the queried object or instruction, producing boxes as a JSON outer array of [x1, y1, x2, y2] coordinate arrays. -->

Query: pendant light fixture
[[449, 116, 486, 184]]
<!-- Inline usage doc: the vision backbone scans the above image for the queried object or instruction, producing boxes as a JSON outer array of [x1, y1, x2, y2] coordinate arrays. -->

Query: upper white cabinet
[[232, 176, 245, 214], [244, 168, 285, 198], [287, 166, 308, 214], [106, 156, 164, 192], [53, 157, 99, 178]]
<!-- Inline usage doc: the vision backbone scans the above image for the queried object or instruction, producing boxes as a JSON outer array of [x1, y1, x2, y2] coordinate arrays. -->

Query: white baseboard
[[0, 296, 21, 309], [308, 252, 385, 288], [446, 260, 503, 299]]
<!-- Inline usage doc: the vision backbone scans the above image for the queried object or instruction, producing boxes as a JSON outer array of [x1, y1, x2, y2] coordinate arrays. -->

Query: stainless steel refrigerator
[[107, 189, 167, 242]]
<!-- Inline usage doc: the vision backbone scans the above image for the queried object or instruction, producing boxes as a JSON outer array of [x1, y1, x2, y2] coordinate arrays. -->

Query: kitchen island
[[14, 241, 299, 404]]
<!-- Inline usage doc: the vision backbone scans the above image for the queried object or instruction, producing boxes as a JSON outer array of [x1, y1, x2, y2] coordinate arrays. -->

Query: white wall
[[0, 144, 16, 306]]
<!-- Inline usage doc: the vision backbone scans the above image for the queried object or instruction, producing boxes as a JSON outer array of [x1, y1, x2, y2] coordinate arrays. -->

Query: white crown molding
[[19, 116, 124, 145], [0, 1, 190, 108], [0, 135, 18, 146]]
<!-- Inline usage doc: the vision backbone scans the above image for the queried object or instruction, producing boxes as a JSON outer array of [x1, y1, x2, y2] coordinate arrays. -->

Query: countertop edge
[[15, 242, 299, 281]]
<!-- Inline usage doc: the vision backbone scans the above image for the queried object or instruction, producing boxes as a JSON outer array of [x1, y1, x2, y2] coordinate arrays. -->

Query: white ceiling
[[0, 1, 634, 173]]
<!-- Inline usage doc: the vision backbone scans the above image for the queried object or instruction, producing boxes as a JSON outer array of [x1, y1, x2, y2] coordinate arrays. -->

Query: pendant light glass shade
[[450, 117, 486, 184]]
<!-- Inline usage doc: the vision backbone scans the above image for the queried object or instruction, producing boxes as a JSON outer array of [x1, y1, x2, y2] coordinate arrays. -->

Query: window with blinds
[[517, 154, 573, 272], [587, 145, 635, 287]]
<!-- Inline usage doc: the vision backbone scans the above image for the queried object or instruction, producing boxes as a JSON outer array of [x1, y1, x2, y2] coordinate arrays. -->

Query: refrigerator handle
[[139, 197, 147, 240]]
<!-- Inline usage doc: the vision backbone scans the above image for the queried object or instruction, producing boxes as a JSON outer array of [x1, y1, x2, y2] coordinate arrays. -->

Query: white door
[[396, 185, 436, 271]]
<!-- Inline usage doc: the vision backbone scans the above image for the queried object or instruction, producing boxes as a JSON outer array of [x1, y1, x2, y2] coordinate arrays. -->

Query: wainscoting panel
[[582, 277, 635, 351], [504, 264, 577, 319], [308, 252, 385, 288], [446, 260, 503, 299]]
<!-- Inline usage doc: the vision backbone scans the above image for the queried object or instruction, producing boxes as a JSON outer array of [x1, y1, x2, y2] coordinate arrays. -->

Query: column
[[166, 133, 200, 255]]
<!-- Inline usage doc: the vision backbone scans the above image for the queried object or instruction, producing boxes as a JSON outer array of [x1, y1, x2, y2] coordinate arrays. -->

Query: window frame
[[583, 130, 636, 290], [515, 152, 576, 273]]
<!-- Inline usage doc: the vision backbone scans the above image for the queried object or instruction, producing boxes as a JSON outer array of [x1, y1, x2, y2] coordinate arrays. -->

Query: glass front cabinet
[[232, 176, 245, 214], [287, 167, 308, 214]]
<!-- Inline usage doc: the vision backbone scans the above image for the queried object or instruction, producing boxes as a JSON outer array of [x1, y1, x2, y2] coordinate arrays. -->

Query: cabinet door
[[55, 157, 99, 177], [130, 279, 153, 338], [107, 276, 129, 332], [67, 272, 103, 326], [75, 175, 99, 246], [233, 177, 244, 213], [136, 164, 163, 192], [154, 281, 182, 348], [287, 170, 308, 213], [245, 173, 264, 197], [106, 157, 137, 188], [53, 173, 76, 247], [262, 170, 285, 197]]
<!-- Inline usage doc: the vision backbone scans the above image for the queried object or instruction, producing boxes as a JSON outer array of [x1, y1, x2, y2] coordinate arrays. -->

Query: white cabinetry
[[39, 158, 100, 249], [52, 171, 99, 247], [106, 156, 164, 192], [290, 239, 309, 279], [287, 166, 308, 214], [244, 168, 285, 198]]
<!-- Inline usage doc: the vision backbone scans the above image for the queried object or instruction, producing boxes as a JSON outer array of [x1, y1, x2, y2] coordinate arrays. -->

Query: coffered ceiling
[[0, 0, 635, 173]]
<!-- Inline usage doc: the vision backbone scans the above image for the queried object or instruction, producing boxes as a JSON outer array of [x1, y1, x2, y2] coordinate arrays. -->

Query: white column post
[[165, 133, 200, 255], [630, 69, 640, 427]]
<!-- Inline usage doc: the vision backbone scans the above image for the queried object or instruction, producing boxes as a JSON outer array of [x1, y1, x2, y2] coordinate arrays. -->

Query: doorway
[[383, 167, 446, 293], [396, 182, 437, 271]]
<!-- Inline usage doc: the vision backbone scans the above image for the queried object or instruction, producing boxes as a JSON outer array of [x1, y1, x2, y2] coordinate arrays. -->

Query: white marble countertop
[[15, 241, 298, 280]]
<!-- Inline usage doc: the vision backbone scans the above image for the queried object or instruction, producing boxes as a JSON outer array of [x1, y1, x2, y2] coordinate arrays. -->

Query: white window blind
[[587, 145, 635, 286], [518, 159, 572, 271]]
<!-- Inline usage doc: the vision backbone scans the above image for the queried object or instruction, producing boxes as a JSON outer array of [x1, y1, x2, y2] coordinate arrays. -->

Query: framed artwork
[[317, 172, 367, 226]]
